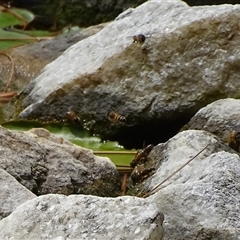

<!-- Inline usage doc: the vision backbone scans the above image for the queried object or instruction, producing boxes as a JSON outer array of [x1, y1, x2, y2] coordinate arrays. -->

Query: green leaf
[[0, 11, 22, 28], [0, 28, 34, 39], [0, 7, 35, 28], [11, 7, 35, 23], [4, 28, 52, 37], [0, 29, 35, 50]]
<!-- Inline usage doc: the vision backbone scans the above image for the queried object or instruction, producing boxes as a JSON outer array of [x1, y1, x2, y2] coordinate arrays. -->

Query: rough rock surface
[[0, 23, 108, 94], [0, 194, 164, 240], [15, 0, 240, 148], [183, 98, 240, 143], [0, 168, 36, 221], [140, 130, 240, 239], [0, 126, 120, 196]]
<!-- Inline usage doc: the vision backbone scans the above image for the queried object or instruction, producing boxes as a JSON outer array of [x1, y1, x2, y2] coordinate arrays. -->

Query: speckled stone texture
[[0, 126, 120, 196], [0, 168, 36, 220], [15, 0, 240, 146], [0, 194, 164, 240], [183, 98, 240, 143], [144, 130, 240, 239]]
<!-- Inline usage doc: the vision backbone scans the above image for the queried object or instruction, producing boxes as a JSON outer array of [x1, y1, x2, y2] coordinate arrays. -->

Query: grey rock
[[16, 0, 240, 147], [0, 168, 36, 220], [183, 98, 240, 143], [0, 23, 108, 94], [0, 194, 164, 240], [141, 130, 240, 239], [0, 126, 120, 196]]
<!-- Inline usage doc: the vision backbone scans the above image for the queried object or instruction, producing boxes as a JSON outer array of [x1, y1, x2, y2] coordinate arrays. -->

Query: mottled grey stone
[[0, 194, 164, 240], [0, 126, 120, 196], [142, 130, 240, 239], [183, 98, 240, 143], [0, 168, 36, 220], [15, 0, 240, 146]]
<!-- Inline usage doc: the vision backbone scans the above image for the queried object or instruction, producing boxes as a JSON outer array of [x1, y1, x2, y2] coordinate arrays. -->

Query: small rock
[[0, 168, 36, 220], [183, 98, 240, 144]]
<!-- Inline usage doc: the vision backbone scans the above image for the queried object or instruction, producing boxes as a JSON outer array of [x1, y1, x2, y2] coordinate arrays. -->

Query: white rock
[[0, 194, 164, 240], [143, 130, 240, 239]]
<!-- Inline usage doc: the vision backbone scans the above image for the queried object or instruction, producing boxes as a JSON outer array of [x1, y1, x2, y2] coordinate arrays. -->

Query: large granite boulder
[[138, 130, 240, 239], [0, 194, 164, 240], [14, 0, 240, 148], [0, 126, 120, 196]]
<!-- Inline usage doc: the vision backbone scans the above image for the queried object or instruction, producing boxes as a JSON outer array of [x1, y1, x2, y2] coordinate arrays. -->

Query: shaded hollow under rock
[[100, 115, 192, 149]]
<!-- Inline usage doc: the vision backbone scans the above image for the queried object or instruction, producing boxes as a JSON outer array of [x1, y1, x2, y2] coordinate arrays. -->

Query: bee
[[107, 111, 126, 124], [132, 34, 146, 44], [131, 164, 155, 185], [228, 131, 240, 152], [130, 144, 154, 168], [65, 110, 82, 127]]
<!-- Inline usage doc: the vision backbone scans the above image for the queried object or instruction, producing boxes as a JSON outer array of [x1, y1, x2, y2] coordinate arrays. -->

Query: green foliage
[[0, 7, 34, 28], [0, 6, 53, 50], [0, 28, 35, 50], [10, 7, 35, 24], [0, 11, 22, 28]]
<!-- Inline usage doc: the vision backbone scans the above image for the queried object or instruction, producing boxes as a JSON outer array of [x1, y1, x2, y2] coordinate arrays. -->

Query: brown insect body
[[130, 144, 154, 168], [107, 112, 126, 124], [129, 144, 155, 184], [66, 110, 82, 127], [132, 34, 146, 44], [228, 131, 240, 152], [131, 164, 155, 185]]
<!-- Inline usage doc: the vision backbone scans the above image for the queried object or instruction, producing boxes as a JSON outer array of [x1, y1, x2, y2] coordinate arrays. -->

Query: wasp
[[65, 110, 82, 127], [107, 111, 126, 124], [130, 144, 154, 168], [228, 131, 240, 152], [131, 164, 155, 185]]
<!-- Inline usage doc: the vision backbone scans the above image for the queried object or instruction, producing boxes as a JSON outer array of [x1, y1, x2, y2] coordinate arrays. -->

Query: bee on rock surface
[[65, 110, 82, 127], [131, 164, 155, 185], [130, 144, 154, 168], [130, 144, 155, 184], [132, 34, 146, 44], [228, 131, 240, 152], [107, 112, 126, 124]]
